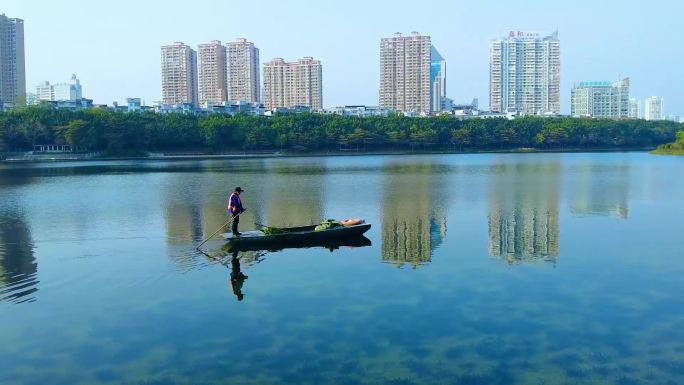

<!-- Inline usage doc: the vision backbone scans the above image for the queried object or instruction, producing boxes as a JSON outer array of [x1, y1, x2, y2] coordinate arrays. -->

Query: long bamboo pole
[[196, 213, 239, 251]]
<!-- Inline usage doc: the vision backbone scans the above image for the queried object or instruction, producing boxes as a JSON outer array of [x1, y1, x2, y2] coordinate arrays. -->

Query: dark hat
[[234, 187, 244, 193]]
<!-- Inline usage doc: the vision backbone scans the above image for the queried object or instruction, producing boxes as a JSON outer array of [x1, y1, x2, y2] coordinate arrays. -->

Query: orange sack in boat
[[341, 218, 365, 226]]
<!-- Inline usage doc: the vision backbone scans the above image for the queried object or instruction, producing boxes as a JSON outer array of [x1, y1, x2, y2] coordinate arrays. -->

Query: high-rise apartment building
[[628, 98, 641, 119], [226, 38, 260, 103], [263, 57, 322, 111], [0, 14, 26, 106], [490, 31, 560, 115], [644, 96, 665, 121], [430, 46, 446, 113], [197, 40, 227, 106], [35, 74, 82, 102], [570, 78, 630, 119], [161, 42, 198, 106], [379, 32, 432, 114]]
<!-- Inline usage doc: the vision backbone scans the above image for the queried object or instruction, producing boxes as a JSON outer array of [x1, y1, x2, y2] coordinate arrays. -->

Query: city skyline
[[1, 0, 683, 115]]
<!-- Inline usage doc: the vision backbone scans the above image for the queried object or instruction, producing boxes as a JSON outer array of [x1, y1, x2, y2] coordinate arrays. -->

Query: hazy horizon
[[4, 0, 683, 115]]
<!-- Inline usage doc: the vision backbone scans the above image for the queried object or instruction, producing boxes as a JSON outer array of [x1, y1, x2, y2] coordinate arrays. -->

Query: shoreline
[[0, 146, 659, 163]]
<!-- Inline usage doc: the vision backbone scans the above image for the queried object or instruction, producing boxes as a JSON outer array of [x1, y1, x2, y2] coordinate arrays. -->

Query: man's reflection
[[229, 251, 248, 301]]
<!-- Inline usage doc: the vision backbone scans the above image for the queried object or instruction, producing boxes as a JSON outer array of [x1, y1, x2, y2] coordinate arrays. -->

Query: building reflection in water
[[570, 163, 631, 219], [488, 161, 560, 265], [163, 179, 204, 244], [0, 211, 38, 304], [161, 159, 326, 268], [381, 163, 448, 268], [162, 167, 224, 270], [257, 161, 325, 227]]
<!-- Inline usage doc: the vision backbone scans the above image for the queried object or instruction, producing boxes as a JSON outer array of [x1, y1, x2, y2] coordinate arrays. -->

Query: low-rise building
[[153, 103, 196, 114], [126, 98, 142, 112], [570, 78, 630, 119], [153, 100, 265, 116], [270, 105, 313, 114], [460, 111, 519, 120], [39, 98, 93, 111], [327, 105, 394, 117], [451, 99, 481, 116], [205, 100, 265, 116], [35, 75, 82, 102], [440, 97, 455, 112], [26, 92, 37, 105]]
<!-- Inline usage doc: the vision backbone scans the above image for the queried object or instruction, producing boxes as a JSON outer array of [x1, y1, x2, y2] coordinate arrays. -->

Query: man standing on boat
[[228, 187, 245, 236]]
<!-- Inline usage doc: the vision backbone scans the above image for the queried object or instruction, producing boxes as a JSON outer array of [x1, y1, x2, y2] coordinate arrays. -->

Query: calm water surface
[[1, 153, 683, 385]]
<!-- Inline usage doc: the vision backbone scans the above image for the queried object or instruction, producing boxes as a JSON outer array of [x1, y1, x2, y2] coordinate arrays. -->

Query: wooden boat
[[222, 223, 371, 248]]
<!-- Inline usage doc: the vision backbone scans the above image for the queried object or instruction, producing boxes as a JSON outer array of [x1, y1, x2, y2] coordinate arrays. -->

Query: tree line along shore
[[1, 106, 682, 156], [652, 131, 684, 155]]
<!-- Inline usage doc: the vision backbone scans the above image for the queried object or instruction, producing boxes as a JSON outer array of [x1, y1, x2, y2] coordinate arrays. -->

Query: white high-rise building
[[628, 98, 641, 119], [379, 32, 432, 114], [226, 38, 260, 103], [644, 96, 665, 121], [161, 42, 198, 106], [35, 74, 82, 102], [570, 78, 630, 119], [263, 57, 322, 111], [490, 31, 560, 115], [0, 14, 26, 106], [198, 40, 227, 106]]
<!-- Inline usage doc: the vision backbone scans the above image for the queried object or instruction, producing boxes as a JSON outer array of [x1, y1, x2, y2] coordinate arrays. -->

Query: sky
[[3, 0, 683, 115]]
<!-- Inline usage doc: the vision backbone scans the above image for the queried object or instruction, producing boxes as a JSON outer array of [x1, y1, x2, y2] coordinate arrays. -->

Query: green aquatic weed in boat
[[262, 227, 287, 236], [315, 220, 342, 232], [261, 227, 286, 235]]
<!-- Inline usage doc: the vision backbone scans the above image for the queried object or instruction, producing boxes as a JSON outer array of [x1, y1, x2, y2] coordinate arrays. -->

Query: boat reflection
[[207, 236, 372, 302], [221, 235, 372, 254]]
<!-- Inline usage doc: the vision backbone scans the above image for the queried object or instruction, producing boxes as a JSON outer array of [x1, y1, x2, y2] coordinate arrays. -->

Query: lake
[[1, 153, 683, 385]]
